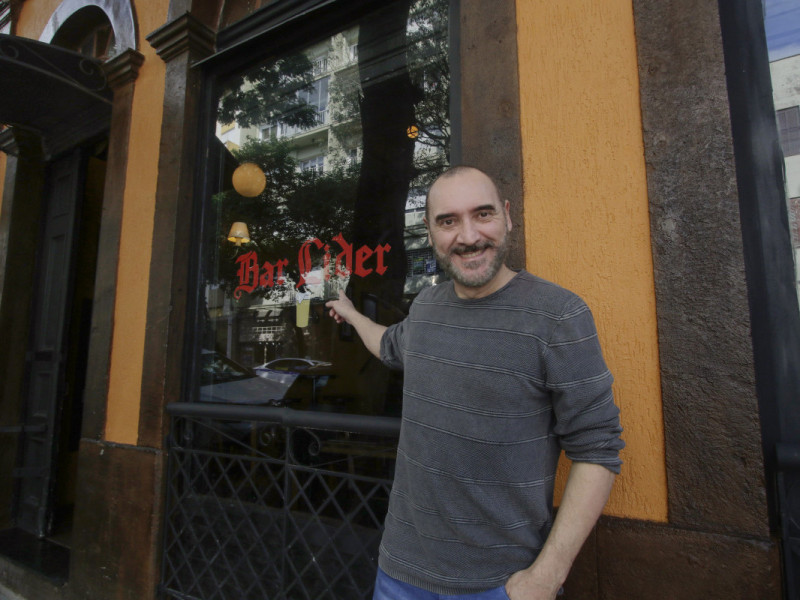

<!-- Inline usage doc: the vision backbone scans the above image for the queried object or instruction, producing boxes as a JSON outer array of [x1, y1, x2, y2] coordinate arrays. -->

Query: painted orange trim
[[516, 0, 668, 521], [104, 1, 167, 445], [15, 0, 60, 39]]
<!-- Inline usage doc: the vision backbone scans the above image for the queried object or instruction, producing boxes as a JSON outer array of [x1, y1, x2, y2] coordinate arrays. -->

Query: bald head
[[425, 166, 503, 221]]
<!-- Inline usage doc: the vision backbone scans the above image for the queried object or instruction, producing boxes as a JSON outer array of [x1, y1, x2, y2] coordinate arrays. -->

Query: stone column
[[81, 48, 145, 440], [138, 12, 214, 448]]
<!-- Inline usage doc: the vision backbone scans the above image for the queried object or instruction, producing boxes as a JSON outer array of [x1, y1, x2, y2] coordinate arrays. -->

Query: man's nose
[[456, 220, 481, 245]]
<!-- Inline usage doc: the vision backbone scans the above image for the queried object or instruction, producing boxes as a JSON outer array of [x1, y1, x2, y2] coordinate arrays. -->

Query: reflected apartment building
[[772, 50, 800, 299]]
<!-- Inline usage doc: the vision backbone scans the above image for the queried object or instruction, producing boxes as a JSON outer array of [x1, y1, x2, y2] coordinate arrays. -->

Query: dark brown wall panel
[[632, 0, 770, 538], [593, 518, 781, 599], [70, 441, 163, 600]]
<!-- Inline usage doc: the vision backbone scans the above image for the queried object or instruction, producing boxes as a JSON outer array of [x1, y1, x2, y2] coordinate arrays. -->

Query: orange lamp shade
[[232, 163, 267, 197], [227, 222, 251, 246]]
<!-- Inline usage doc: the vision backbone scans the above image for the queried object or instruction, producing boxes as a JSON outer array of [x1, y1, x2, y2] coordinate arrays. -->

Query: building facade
[[0, 0, 798, 598]]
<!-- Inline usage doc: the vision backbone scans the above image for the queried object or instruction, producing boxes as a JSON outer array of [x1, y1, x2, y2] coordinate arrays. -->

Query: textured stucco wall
[[633, 0, 770, 537], [516, 0, 667, 521]]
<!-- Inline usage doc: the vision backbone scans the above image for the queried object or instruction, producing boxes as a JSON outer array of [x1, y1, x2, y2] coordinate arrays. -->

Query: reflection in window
[[200, 0, 451, 417], [299, 155, 325, 174], [778, 106, 800, 157], [407, 248, 440, 276], [767, 1, 800, 303]]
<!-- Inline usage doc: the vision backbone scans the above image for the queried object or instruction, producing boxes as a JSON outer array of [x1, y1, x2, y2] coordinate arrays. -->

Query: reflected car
[[195, 351, 291, 447], [200, 351, 289, 405], [254, 358, 333, 387]]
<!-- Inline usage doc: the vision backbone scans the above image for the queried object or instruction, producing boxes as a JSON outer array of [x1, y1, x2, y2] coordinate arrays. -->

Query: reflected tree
[[217, 53, 319, 130], [210, 0, 451, 309], [407, 0, 451, 190], [211, 138, 357, 298]]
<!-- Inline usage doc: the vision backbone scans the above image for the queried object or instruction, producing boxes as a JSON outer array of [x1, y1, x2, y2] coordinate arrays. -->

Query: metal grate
[[160, 403, 400, 600]]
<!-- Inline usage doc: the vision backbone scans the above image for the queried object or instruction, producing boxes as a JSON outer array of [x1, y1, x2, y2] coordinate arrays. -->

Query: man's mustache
[[450, 241, 495, 256]]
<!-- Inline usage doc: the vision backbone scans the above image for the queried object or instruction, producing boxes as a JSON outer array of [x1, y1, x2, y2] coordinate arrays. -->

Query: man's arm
[[325, 290, 387, 359], [505, 462, 616, 600]]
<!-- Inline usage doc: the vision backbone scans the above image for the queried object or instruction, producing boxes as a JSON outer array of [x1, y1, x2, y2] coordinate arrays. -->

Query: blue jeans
[[372, 568, 511, 600]]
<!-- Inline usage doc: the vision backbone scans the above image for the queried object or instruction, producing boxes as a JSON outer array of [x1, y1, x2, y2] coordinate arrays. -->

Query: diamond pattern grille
[[160, 414, 397, 600]]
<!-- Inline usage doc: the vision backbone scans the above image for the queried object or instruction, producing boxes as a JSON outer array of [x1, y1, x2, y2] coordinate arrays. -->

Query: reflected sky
[[765, 0, 800, 61]]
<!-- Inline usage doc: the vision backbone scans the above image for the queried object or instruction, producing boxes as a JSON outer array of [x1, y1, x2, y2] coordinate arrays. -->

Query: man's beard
[[432, 235, 510, 289]]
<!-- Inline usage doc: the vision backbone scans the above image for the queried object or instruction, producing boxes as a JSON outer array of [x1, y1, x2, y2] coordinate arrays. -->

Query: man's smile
[[451, 242, 495, 260]]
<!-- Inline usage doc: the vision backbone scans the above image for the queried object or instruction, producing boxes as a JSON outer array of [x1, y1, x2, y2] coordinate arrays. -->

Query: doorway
[[49, 146, 106, 546], [0, 139, 106, 580]]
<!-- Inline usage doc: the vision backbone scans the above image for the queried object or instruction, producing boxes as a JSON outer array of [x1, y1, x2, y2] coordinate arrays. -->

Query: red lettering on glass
[[354, 245, 374, 277], [332, 233, 352, 277], [233, 234, 392, 298], [234, 251, 260, 299], [298, 238, 325, 287], [259, 261, 274, 288], [374, 243, 391, 275], [275, 259, 288, 285]]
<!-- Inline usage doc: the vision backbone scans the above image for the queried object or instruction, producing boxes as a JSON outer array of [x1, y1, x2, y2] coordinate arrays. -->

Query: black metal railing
[[160, 402, 400, 600]]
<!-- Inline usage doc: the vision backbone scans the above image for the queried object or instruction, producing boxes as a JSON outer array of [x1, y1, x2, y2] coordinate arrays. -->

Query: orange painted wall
[[516, 1, 668, 521], [15, 0, 60, 38], [104, 0, 167, 445]]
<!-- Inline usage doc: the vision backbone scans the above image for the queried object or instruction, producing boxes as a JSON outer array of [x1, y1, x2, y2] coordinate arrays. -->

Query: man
[[327, 166, 623, 599]]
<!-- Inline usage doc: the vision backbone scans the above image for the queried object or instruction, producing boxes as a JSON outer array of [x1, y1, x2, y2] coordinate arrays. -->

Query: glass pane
[[199, 0, 450, 417], [766, 0, 800, 305]]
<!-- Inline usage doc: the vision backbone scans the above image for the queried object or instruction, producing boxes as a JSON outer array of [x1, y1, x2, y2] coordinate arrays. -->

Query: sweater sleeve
[[544, 296, 624, 473], [380, 318, 407, 371]]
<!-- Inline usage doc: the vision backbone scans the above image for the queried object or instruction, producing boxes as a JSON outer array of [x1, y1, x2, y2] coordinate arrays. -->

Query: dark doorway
[[0, 20, 113, 584], [6, 140, 106, 567]]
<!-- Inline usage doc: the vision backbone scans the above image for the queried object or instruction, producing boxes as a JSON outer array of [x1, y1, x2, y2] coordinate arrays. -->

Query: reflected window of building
[[766, 0, 800, 302], [299, 155, 325, 174], [778, 106, 800, 157], [196, 0, 452, 417]]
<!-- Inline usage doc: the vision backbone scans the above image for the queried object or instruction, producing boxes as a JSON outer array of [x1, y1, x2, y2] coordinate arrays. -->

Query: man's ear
[[423, 216, 432, 246], [504, 200, 513, 232]]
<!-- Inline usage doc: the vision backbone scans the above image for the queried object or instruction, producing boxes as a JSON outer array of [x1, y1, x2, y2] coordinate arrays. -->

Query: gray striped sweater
[[377, 270, 624, 595]]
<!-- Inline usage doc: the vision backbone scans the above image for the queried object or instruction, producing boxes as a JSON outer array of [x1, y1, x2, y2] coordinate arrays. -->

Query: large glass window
[[196, 0, 451, 416]]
